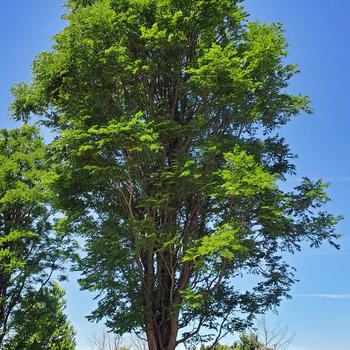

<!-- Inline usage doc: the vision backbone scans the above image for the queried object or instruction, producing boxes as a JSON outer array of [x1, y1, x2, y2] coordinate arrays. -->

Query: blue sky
[[1, 1, 349, 349]]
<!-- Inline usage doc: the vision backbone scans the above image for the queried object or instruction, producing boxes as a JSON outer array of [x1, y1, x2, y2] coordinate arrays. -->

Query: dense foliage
[[10, 1, 341, 349], [0, 126, 73, 344], [3, 283, 76, 350]]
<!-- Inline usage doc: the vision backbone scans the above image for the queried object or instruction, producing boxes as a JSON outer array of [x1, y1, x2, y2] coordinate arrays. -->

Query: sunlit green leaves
[[183, 223, 249, 262], [0, 127, 73, 344], [7, 0, 341, 346], [216, 147, 277, 197]]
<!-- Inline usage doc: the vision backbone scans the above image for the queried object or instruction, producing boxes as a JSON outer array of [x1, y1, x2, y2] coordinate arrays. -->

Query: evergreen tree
[[3, 283, 76, 350], [0, 126, 73, 344]]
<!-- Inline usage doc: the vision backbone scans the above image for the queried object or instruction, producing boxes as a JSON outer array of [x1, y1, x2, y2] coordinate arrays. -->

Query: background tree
[[200, 319, 294, 350], [0, 126, 73, 344], [131, 336, 149, 350], [200, 336, 266, 350], [255, 318, 294, 350], [232, 335, 266, 350], [91, 332, 123, 350], [90, 332, 147, 350], [3, 283, 76, 350], [10, 1, 341, 350]]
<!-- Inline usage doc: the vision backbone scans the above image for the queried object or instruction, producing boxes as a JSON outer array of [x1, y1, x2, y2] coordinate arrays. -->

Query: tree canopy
[[3, 283, 76, 350], [0, 126, 73, 345], [10, 1, 341, 350]]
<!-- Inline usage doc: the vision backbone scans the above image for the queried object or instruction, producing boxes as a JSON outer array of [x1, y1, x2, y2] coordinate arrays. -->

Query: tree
[[201, 336, 266, 350], [3, 283, 76, 350], [90, 332, 147, 350], [255, 318, 294, 350], [232, 335, 266, 350], [91, 331, 123, 350], [9, 1, 341, 350], [201, 318, 294, 350], [131, 336, 149, 350], [0, 126, 73, 344]]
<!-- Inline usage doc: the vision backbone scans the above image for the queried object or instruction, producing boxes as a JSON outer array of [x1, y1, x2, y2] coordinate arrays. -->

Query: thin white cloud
[[300, 250, 350, 257], [295, 293, 350, 300], [284, 176, 350, 183]]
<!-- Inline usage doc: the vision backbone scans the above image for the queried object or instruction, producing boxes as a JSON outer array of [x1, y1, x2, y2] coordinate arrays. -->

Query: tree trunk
[[145, 314, 179, 350], [142, 247, 191, 350]]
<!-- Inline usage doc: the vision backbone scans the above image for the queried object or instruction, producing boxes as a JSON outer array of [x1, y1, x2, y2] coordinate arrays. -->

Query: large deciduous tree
[[0, 126, 73, 345], [10, 1, 340, 350]]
